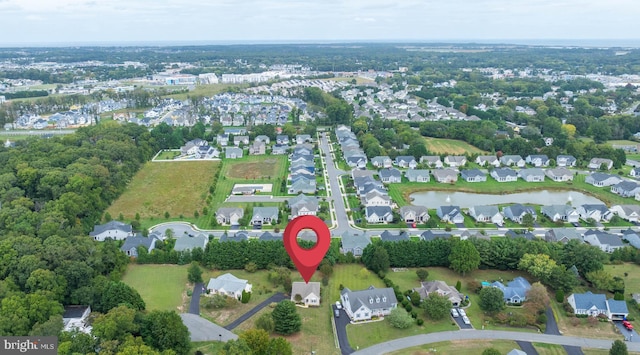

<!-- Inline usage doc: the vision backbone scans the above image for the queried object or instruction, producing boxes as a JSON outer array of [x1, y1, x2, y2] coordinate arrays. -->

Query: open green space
[[107, 161, 220, 224], [608, 140, 639, 147], [122, 264, 190, 312], [386, 340, 522, 355], [154, 150, 182, 160], [347, 318, 457, 352], [533, 342, 568, 355], [161, 83, 247, 100], [604, 263, 640, 301], [423, 137, 487, 155], [388, 173, 634, 208]]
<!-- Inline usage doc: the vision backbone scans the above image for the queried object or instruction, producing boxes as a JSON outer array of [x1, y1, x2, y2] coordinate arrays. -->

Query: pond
[[409, 190, 604, 208]]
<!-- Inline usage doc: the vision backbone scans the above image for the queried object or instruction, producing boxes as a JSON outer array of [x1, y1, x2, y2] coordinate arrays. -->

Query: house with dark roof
[[623, 229, 640, 249], [567, 291, 628, 320], [546, 167, 574, 182], [556, 155, 577, 167], [340, 286, 398, 321], [413, 281, 463, 306], [220, 231, 248, 242], [63, 305, 92, 333], [545, 228, 583, 243], [272, 144, 288, 155], [503, 204, 537, 224], [258, 231, 282, 242], [420, 230, 452, 241], [490, 277, 531, 304], [276, 135, 290, 145], [225, 147, 243, 159], [174, 234, 208, 251], [216, 207, 244, 226], [120, 234, 159, 257], [585, 173, 622, 187], [519, 168, 545, 182], [365, 206, 393, 224], [461, 169, 487, 183], [541, 205, 579, 223], [341, 231, 371, 256], [380, 230, 410, 242], [491, 167, 518, 182], [379, 168, 402, 183], [207, 273, 252, 300], [288, 178, 316, 194], [436, 205, 464, 224], [583, 230, 625, 253], [399, 206, 429, 223], [405, 169, 430, 182], [468, 205, 503, 225], [287, 194, 319, 218], [291, 282, 321, 306], [89, 221, 134, 241]]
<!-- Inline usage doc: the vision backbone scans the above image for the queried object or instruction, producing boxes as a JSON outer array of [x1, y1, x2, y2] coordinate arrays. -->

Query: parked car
[[462, 316, 471, 325], [458, 308, 466, 317], [335, 301, 342, 310], [451, 308, 459, 318], [623, 320, 633, 330], [334, 309, 340, 318]]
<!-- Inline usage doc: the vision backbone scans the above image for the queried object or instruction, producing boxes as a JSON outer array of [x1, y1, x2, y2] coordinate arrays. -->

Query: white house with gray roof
[[379, 168, 402, 183], [340, 286, 398, 321], [207, 273, 252, 300], [287, 194, 319, 218], [577, 204, 613, 222], [519, 168, 545, 182], [251, 207, 279, 226], [216, 207, 244, 226], [541, 205, 579, 223], [405, 169, 430, 182], [611, 181, 640, 198], [583, 230, 625, 253], [361, 191, 392, 207], [556, 155, 577, 167], [444, 155, 467, 168], [365, 206, 393, 224], [468, 205, 503, 225], [420, 155, 443, 168], [371, 156, 392, 168], [476, 155, 500, 167], [585, 173, 622, 187], [500, 155, 525, 167], [291, 282, 321, 307], [399, 205, 429, 223], [503, 204, 537, 224], [525, 154, 550, 167], [432, 168, 458, 183], [568, 292, 628, 320], [546, 167, 574, 182], [395, 156, 417, 169], [90, 221, 134, 241], [437, 205, 464, 224], [225, 147, 243, 159], [610, 204, 640, 222], [545, 228, 583, 243], [588, 158, 613, 170], [491, 167, 518, 182]]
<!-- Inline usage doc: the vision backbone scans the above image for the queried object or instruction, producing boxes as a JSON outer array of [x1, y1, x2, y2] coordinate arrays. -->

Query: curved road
[[350, 330, 640, 355]]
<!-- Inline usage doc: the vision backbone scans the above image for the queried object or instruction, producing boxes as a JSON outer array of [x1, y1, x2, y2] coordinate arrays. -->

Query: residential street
[[318, 132, 354, 236], [350, 330, 640, 355]]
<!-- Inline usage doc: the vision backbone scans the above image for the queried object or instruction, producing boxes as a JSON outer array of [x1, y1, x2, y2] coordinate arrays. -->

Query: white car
[[458, 308, 466, 317], [462, 316, 471, 325], [451, 308, 459, 318], [336, 301, 342, 310]]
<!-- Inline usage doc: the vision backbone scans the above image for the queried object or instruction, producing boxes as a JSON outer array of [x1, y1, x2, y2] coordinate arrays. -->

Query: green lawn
[[121, 264, 190, 312], [533, 342, 568, 355], [347, 317, 457, 351], [386, 340, 522, 355], [327, 264, 385, 303], [423, 137, 487, 155], [154, 150, 182, 160], [604, 263, 640, 299]]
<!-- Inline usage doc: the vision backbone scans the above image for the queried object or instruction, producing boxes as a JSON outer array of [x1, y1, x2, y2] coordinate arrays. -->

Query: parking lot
[[451, 307, 473, 329]]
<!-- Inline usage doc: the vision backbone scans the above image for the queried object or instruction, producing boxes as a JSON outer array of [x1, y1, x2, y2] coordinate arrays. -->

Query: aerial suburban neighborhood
[[4, 38, 640, 355]]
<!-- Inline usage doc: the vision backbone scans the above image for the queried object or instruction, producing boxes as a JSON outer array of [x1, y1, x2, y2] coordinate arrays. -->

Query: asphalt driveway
[[453, 308, 473, 329], [333, 305, 355, 355], [224, 293, 286, 330], [188, 282, 204, 314], [613, 320, 640, 342]]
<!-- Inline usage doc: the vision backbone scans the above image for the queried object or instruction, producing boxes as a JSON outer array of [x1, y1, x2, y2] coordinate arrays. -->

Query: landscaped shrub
[[416, 318, 424, 326], [405, 304, 413, 312], [241, 290, 251, 304], [537, 313, 548, 324], [401, 299, 409, 308], [244, 262, 258, 273], [186, 289, 192, 297], [411, 311, 418, 319], [339, 284, 344, 291], [383, 278, 394, 287], [455, 280, 462, 292], [555, 290, 565, 303], [614, 292, 625, 301]]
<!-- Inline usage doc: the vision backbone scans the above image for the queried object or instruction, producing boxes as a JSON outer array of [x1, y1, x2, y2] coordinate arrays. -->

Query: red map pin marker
[[283, 215, 331, 283]]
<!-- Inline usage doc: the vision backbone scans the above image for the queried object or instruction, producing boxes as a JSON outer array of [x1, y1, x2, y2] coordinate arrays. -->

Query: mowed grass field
[[107, 161, 220, 220], [387, 340, 521, 355], [122, 264, 190, 312], [423, 137, 487, 155], [161, 83, 247, 100]]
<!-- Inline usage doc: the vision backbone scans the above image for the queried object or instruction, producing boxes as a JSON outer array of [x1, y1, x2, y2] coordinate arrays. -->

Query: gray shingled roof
[[90, 221, 132, 236]]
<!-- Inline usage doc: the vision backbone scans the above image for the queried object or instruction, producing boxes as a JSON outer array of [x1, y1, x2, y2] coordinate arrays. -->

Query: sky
[[0, 0, 639, 46]]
